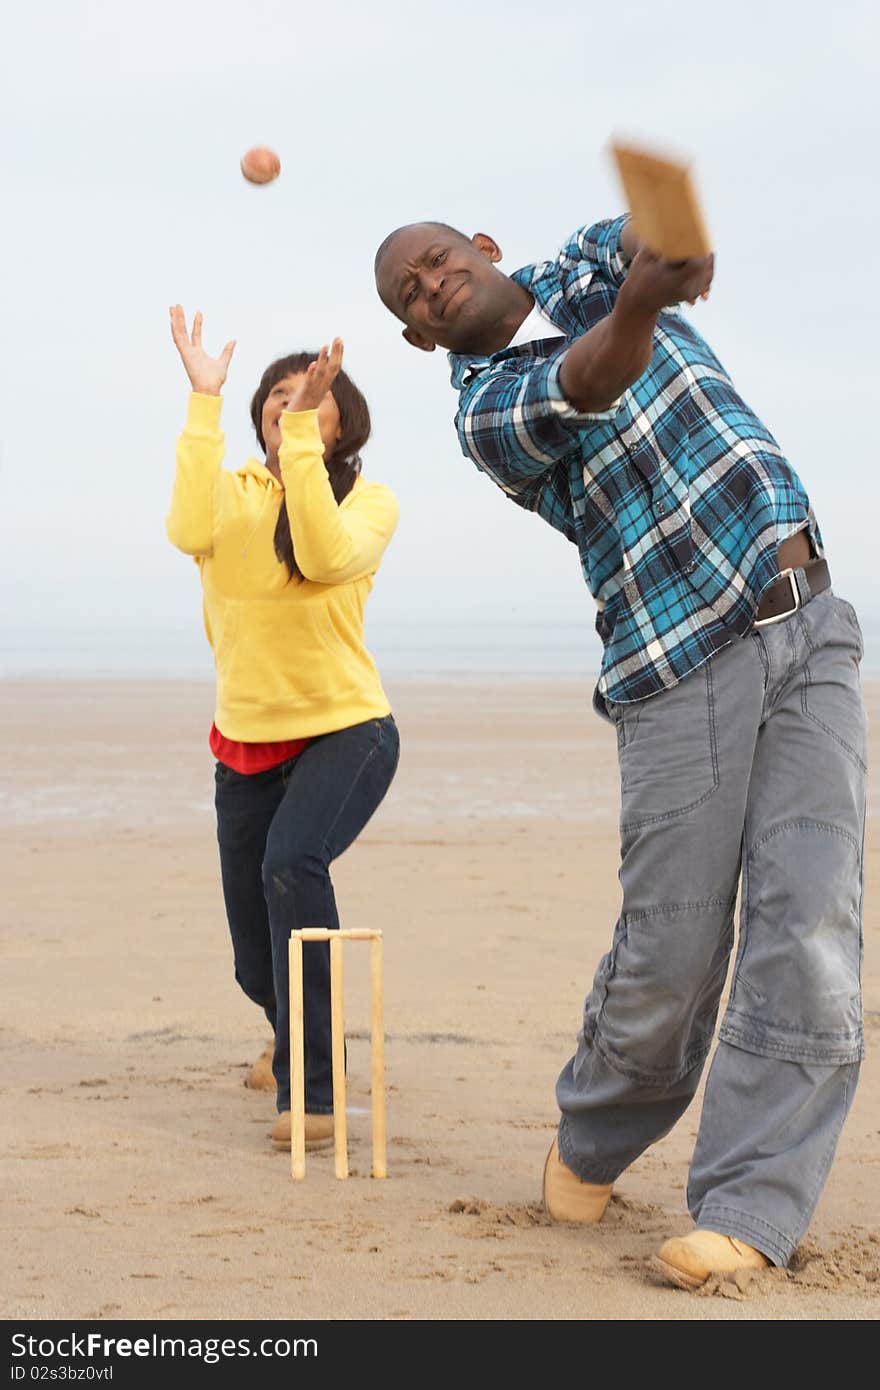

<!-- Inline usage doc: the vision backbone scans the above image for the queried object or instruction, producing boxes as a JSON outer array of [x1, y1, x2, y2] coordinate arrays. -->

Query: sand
[[1, 674, 877, 1322]]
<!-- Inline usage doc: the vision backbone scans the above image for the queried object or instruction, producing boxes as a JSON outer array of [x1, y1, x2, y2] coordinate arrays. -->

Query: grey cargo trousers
[[557, 587, 867, 1266]]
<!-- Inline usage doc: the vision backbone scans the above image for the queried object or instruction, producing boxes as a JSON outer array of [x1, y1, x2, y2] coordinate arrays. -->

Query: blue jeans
[[214, 714, 400, 1114], [557, 588, 866, 1266]]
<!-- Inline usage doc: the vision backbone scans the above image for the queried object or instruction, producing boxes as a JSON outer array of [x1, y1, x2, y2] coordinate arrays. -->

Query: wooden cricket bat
[[610, 142, 712, 260]]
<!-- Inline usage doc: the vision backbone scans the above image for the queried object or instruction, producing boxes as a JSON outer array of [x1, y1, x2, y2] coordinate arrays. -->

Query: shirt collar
[[448, 260, 568, 391]]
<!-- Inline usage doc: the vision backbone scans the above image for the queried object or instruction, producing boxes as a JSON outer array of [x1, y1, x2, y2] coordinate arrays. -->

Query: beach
[[1, 673, 878, 1321]]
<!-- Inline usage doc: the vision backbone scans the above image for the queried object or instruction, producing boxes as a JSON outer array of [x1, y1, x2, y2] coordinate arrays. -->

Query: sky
[[1, 0, 878, 675]]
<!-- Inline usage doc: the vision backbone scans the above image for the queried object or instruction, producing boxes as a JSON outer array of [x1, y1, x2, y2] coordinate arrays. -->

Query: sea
[[3, 616, 879, 680]]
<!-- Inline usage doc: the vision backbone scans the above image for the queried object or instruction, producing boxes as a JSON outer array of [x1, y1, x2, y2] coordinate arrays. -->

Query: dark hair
[[249, 354, 371, 580]]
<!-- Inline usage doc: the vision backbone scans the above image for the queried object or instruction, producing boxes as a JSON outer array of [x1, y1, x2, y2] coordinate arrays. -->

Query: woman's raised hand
[[169, 306, 236, 396], [284, 339, 344, 414]]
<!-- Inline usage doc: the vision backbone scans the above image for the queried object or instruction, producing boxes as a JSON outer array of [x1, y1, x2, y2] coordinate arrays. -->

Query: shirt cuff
[[597, 214, 630, 283], [186, 392, 224, 433], [546, 355, 622, 423]]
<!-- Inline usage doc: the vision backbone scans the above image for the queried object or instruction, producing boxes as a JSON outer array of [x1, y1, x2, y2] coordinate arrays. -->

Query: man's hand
[[619, 248, 714, 316], [169, 306, 236, 396], [284, 339, 344, 414]]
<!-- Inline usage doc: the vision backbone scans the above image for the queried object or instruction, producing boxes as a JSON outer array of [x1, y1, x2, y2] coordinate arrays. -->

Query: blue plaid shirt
[[449, 216, 820, 704]]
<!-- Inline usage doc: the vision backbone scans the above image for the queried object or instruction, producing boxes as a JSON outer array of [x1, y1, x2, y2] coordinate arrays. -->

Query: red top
[[209, 722, 311, 775]]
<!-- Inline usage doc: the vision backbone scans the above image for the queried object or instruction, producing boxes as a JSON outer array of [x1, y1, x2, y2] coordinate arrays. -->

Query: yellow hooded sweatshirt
[[167, 392, 398, 742]]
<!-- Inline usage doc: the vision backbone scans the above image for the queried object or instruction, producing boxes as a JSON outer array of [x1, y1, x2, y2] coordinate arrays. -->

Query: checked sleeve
[[455, 351, 618, 497], [559, 216, 631, 289]]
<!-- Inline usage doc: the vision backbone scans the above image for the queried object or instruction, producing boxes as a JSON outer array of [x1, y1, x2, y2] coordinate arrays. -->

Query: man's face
[[375, 224, 508, 353]]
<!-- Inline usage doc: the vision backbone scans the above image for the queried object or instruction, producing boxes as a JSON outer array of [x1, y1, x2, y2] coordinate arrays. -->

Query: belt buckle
[[754, 568, 800, 628]]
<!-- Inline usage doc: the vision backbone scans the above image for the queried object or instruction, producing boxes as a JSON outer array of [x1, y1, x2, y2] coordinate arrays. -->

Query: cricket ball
[[240, 147, 281, 185]]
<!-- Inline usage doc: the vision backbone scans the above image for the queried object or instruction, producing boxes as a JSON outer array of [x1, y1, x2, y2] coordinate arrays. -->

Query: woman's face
[[261, 373, 342, 460]]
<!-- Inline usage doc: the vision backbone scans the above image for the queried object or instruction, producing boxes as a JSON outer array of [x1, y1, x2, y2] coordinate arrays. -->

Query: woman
[[167, 308, 400, 1150]]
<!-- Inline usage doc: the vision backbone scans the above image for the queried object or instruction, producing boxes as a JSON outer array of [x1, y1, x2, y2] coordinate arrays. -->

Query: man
[[375, 216, 867, 1289]]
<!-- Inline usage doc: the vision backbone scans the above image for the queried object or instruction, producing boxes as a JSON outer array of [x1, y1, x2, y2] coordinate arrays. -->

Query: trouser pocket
[[615, 660, 720, 834]]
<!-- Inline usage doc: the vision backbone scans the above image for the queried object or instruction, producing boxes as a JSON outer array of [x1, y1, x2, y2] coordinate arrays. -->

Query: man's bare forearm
[[558, 300, 657, 412], [557, 219, 652, 412]]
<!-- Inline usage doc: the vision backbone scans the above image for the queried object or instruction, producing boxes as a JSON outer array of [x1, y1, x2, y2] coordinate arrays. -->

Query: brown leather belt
[[754, 558, 830, 628]]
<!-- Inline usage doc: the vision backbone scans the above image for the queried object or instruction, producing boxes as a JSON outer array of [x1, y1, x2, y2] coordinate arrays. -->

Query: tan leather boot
[[271, 1110, 335, 1150], [244, 1043, 276, 1092], [542, 1138, 613, 1223], [653, 1230, 771, 1290]]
